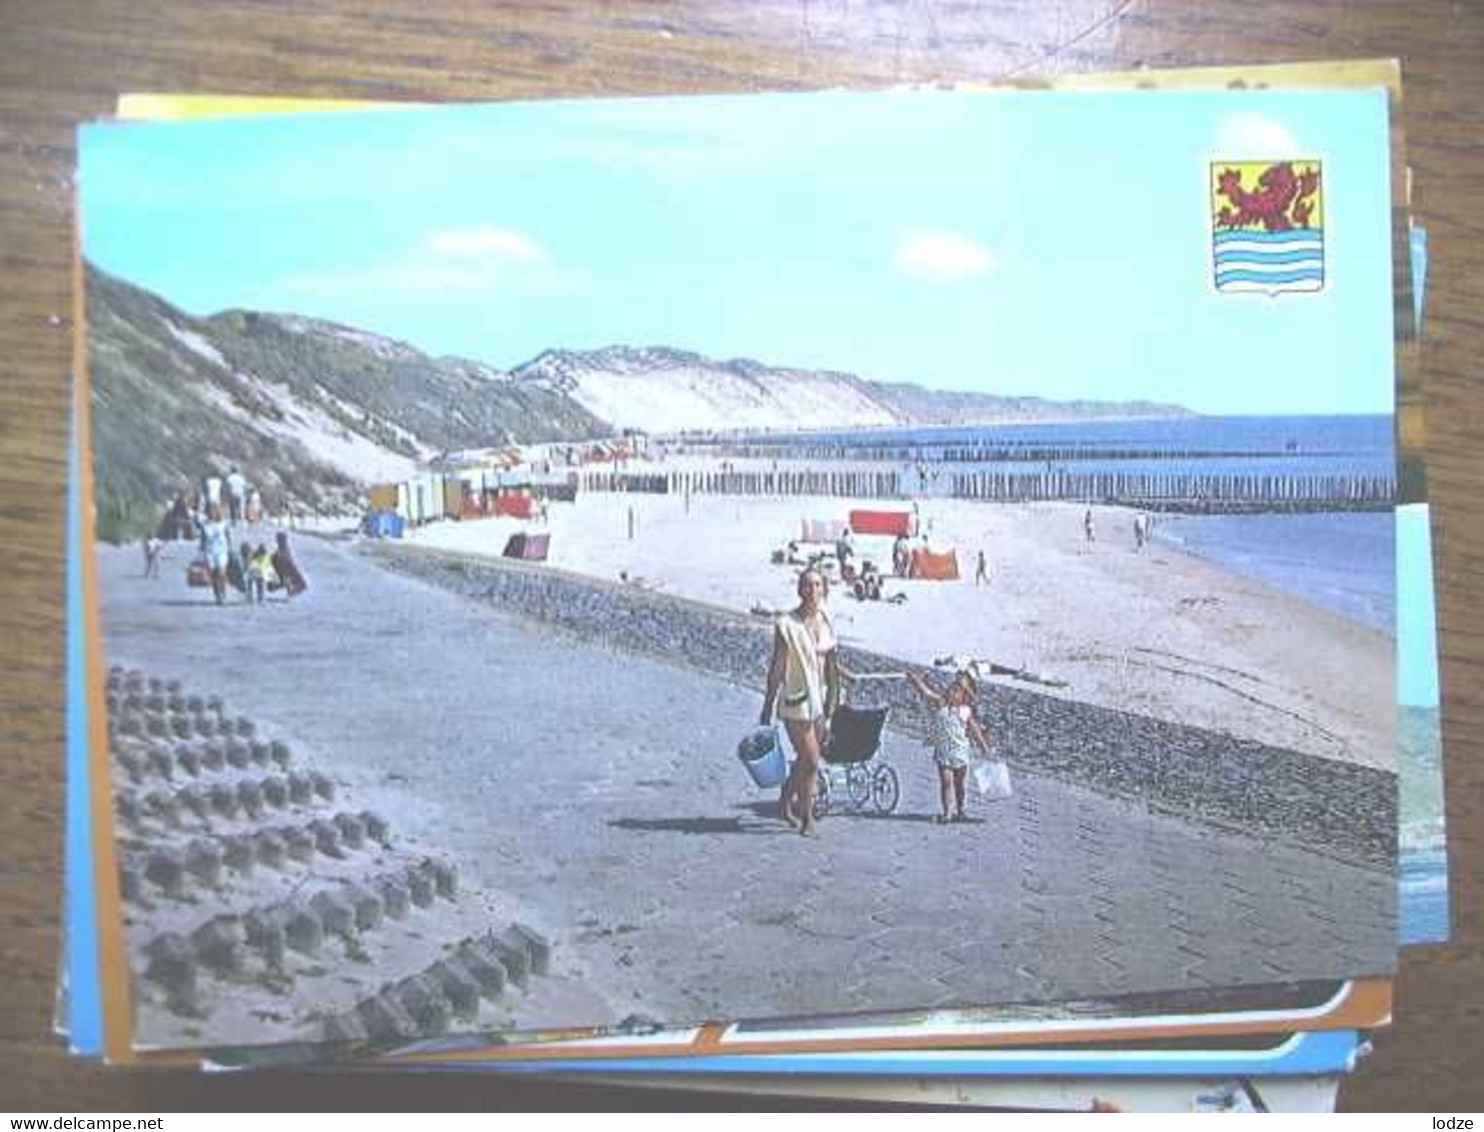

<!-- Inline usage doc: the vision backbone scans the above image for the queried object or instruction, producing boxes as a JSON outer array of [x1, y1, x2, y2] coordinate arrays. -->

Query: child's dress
[[926, 703, 973, 770]]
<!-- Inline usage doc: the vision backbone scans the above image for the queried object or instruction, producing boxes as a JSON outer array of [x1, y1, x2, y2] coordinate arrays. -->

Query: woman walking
[[198, 505, 232, 606], [761, 567, 845, 837]]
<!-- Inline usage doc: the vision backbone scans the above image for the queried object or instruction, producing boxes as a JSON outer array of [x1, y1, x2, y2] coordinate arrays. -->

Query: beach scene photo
[[81, 90, 1400, 1050]]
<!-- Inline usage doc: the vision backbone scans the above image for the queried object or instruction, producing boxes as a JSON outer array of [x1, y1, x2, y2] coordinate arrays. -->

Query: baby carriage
[[816, 701, 899, 816]]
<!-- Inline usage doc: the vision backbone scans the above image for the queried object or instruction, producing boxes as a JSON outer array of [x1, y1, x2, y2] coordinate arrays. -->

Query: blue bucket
[[737, 726, 787, 789]]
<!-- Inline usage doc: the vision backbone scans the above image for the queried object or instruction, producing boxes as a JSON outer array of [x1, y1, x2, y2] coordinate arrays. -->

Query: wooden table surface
[[2, 1, 1479, 1112]]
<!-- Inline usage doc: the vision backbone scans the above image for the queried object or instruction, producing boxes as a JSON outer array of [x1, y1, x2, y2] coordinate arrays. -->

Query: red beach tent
[[849, 509, 916, 537]]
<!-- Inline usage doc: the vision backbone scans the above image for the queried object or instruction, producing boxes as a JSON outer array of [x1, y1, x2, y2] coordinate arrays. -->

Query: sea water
[[1153, 511, 1395, 635]]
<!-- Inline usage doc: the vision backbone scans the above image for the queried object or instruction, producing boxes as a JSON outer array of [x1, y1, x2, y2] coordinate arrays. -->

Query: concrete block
[[506, 922, 553, 977], [309, 772, 336, 802], [145, 716, 168, 739], [344, 883, 384, 932], [143, 789, 181, 826], [356, 993, 419, 1041], [287, 771, 315, 806], [423, 858, 458, 900], [170, 715, 193, 739], [177, 784, 210, 821], [360, 811, 391, 845], [243, 909, 286, 968], [332, 813, 365, 850], [190, 916, 246, 975], [115, 791, 141, 827], [220, 833, 255, 875], [205, 695, 223, 713], [322, 1012, 368, 1044], [456, 940, 509, 997], [175, 744, 202, 777], [235, 779, 265, 819], [485, 934, 531, 988], [249, 740, 271, 767], [207, 782, 239, 819], [268, 739, 292, 768], [282, 904, 323, 955], [145, 933, 196, 999], [119, 865, 142, 903], [144, 849, 186, 895], [185, 695, 205, 713], [165, 679, 182, 694], [232, 717, 256, 738], [393, 974, 451, 1033], [114, 747, 144, 783], [225, 739, 251, 769], [310, 889, 356, 937], [282, 825, 316, 863], [145, 693, 166, 713], [118, 716, 143, 738], [261, 775, 290, 809], [404, 864, 435, 909], [147, 677, 165, 694], [145, 746, 175, 781], [426, 959, 482, 1021], [167, 693, 186, 713], [253, 830, 288, 869], [200, 742, 226, 772], [193, 714, 218, 739], [185, 838, 224, 887], [308, 819, 343, 857], [374, 875, 410, 921]]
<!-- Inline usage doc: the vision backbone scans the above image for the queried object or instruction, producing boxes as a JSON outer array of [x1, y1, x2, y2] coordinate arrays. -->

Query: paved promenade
[[100, 536, 1395, 1027]]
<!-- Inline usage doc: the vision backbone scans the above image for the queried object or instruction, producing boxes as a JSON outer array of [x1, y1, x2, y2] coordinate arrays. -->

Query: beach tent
[[494, 494, 537, 520], [442, 479, 465, 517], [910, 547, 960, 580], [502, 532, 551, 561], [849, 509, 916, 537], [459, 489, 486, 520], [800, 518, 848, 543]]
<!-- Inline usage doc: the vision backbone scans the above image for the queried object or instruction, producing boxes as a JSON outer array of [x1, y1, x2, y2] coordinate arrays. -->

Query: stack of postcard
[[55, 58, 1450, 1111]]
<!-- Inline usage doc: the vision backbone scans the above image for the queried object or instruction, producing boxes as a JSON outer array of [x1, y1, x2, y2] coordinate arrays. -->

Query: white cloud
[[893, 230, 994, 283], [276, 224, 584, 304], [424, 226, 550, 265], [1212, 113, 1301, 158]]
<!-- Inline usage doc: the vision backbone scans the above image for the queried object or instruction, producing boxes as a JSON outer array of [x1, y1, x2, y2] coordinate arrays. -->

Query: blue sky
[[80, 89, 1396, 415]]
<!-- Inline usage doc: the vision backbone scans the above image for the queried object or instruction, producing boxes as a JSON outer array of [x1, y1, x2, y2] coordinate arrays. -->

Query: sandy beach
[[405, 458, 1395, 771]]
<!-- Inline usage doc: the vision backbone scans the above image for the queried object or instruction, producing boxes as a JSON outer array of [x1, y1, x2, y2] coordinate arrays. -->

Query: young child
[[908, 668, 991, 824], [247, 543, 278, 604]]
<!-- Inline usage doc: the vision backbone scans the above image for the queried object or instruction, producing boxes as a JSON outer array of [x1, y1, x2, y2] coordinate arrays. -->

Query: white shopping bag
[[972, 759, 1013, 800]]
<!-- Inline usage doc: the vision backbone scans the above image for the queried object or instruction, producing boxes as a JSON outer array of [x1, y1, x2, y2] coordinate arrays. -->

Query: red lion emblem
[[1215, 162, 1321, 232]]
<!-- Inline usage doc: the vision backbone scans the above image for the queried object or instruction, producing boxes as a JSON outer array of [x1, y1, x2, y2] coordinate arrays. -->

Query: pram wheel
[[871, 764, 900, 815], [813, 769, 832, 818], [845, 764, 873, 811]]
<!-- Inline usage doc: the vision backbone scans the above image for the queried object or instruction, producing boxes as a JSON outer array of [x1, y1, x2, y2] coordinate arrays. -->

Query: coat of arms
[[1211, 160, 1324, 295]]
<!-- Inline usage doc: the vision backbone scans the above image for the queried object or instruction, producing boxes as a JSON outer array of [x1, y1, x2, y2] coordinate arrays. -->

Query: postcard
[[75, 87, 1403, 1059]]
